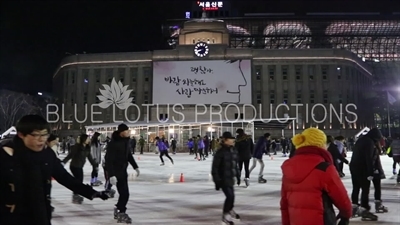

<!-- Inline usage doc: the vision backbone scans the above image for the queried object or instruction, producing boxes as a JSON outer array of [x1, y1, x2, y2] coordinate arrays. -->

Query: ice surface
[[52, 152, 400, 225]]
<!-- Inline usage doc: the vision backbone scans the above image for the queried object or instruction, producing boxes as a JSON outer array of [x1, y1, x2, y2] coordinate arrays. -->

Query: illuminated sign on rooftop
[[197, 1, 223, 11]]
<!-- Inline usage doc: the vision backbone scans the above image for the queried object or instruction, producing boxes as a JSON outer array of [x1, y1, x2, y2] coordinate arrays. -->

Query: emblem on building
[[97, 78, 134, 110]]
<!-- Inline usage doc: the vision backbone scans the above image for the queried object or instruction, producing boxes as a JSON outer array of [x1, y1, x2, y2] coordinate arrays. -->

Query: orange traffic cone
[[179, 173, 184, 182]]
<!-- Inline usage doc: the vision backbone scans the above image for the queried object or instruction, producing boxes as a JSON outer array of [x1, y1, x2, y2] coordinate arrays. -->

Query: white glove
[[367, 176, 374, 181], [135, 168, 140, 177], [109, 176, 117, 185]]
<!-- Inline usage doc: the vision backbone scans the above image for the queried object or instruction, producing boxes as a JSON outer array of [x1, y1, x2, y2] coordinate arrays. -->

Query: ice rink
[[52, 152, 400, 225]]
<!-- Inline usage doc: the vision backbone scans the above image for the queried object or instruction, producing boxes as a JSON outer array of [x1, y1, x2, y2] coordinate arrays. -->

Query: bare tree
[[0, 91, 37, 131]]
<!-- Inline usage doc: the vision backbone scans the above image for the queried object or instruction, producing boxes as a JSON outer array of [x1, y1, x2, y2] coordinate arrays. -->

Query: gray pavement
[[52, 152, 400, 224]]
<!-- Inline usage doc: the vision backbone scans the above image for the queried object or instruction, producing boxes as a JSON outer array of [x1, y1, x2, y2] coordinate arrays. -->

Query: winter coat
[[0, 138, 97, 225], [373, 146, 385, 180], [187, 140, 194, 148], [193, 138, 199, 150], [389, 139, 400, 162], [104, 131, 139, 178], [327, 143, 348, 170], [198, 139, 205, 149], [90, 143, 102, 165], [63, 144, 97, 169], [138, 138, 145, 146], [280, 146, 352, 225], [235, 134, 253, 160], [157, 140, 168, 151], [211, 144, 240, 187], [350, 128, 382, 178], [253, 136, 266, 159], [204, 138, 210, 150]]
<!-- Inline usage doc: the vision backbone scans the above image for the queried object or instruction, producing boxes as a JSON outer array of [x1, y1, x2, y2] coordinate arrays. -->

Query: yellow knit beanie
[[292, 128, 327, 149]]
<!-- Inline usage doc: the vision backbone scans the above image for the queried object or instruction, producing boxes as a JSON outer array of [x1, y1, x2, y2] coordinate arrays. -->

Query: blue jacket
[[187, 141, 194, 148], [157, 140, 168, 151], [198, 139, 205, 149], [253, 136, 266, 159]]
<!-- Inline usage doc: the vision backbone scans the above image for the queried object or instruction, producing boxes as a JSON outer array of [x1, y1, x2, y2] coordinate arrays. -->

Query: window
[[255, 65, 262, 80], [65, 71, 69, 84], [256, 93, 261, 104], [118, 68, 125, 82], [143, 67, 150, 82], [83, 92, 87, 105], [308, 65, 315, 75], [94, 69, 101, 82], [70, 93, 74, 105], [95, 92, 100, 103], [130, 67, 138, 82], [295, 66, 302, 80], [282, 66, 288, 75], [310, 90, 315, 103], [106, 68, 113, 83], [270, 90, 275, 104], [296, 91, 302, 103], [337, 66, 342, 80], [131, 92, 136, 104], [71, 71, 76, 84], [323, 90, 328, 104], [338, 94, 342, 103], [144, 95, 148, 104], [234, 113, 244, 119], [268, 66, 275, 81], [283, 90, 288, 100], [322, 65, 328, 80], [82, 69, 89, 83]]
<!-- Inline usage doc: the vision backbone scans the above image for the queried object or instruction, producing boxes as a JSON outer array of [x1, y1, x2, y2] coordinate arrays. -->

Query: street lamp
[[38, 92, 42, 96]]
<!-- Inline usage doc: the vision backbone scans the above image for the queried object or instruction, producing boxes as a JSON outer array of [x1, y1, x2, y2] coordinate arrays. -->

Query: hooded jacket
[[253, 136, 266, 159], [280, 146, 352, 225], [235, 134, 253, 160], [349, 128, 382, 178], [104, 131, 139, 178], [157, 140, 168, 151], [211, 144, 240, 187]]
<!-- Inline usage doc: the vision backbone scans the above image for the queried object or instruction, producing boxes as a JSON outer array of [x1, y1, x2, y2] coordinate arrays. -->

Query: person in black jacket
[[105, 123, 140, 224], [349, 127, 382, 221], [212, 132, 241, 225], [249, 133, 270, 183], [62, 134, 99, 204], [235, 128, 253, 187], [0, 115, 108, 225], [327, 135, 349, 177]]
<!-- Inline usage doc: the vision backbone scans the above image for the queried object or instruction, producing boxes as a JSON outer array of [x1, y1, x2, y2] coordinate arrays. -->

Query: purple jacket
[[157, 140, 168, 151], [187, 141, 194, 148], [198, 139, 205, 149]]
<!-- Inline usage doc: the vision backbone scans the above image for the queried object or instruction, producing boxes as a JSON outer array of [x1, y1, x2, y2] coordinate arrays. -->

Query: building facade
[[52, 16, 375, 137]]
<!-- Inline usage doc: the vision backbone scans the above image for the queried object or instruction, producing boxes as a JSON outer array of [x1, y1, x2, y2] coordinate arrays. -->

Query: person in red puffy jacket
[[280, 128, 352, 225]]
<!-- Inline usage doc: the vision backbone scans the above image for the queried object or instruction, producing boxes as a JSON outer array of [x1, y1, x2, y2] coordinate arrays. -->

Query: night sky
[[0, 0, 187, 93], [0, 0, 396, 94]]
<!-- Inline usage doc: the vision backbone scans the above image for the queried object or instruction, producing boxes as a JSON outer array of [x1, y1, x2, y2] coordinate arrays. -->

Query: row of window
[[64, 67, 151, 85], [255, 90, 352, 104], [254, 65, 367, 82], [69, 92, 150, 105]]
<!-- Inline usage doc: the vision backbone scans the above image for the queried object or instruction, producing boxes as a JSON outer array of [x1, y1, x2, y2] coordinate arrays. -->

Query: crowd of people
[[1, 114, 399, 225]]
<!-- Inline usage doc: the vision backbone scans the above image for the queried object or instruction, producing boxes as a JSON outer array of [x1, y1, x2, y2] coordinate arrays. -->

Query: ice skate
[[160, 162, 165, 166], [258, 175, 267, 183], [170, 160, 174, 165], [352, 205, 361, 218], [106, 189, 116, 198], [72, 194, 83, 204], [113, 207, 119, 219], [375, 200, 388, 213], [244, 178, 250, 187], [361, 210, 378, 221], [117, 212, 132, 224], [221, 213, 234, 225], [230, 209, 241, 220]]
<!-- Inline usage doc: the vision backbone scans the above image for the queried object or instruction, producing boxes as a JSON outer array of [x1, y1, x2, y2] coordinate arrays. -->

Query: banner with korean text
[[152, 60, 252, 104]]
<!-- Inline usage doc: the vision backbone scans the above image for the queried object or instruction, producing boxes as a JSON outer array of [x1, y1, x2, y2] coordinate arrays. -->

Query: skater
[[193, 136, 199, 159], [170, 137, 177, 154], [197, 135, 205, 160], [211, 132, 241, 225], [0, 115, 108, 225], [387, 134, 400, 182], [235, 129, 253, 187], [372, 141, 388, 213], [334, 136, 347, 176], [130, 136, 136, 154], [105, 123, 140, 224], [156, 136, 174, 165], [249, 133, 270, 183], [280, 128, 352, 225], [138, 136, 145, 154], [281, 137, 288, 156], [204, 136, 210, 157], [63, 134, 99, 204], [327, 135, 349, 177], [349, 127, 382, 221], [90, 132, 103, 186], [187, 138, 194, 155]]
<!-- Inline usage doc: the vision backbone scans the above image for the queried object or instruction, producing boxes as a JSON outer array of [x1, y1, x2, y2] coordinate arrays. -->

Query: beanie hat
[[118, 123, 129, 132], [292, 127, 327, 149]]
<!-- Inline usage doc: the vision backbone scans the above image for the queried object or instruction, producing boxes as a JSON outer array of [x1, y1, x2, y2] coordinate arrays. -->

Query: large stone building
[[52, 14, 383, 137]]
